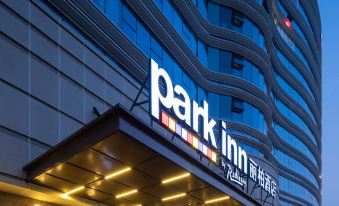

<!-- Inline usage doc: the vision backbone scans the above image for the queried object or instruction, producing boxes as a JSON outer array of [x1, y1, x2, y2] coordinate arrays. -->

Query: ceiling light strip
[[162, 173, 190, 184], [64, 186, 85, 196], [162, 193, 186, 201], [205, 196, 229, 204], [105, 167, 131, 179], [116, 189, 138, 199]]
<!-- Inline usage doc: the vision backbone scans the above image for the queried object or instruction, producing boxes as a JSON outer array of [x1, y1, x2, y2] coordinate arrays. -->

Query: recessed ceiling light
[[116, 189, 138, 199], [162, 193, 186, 201], [64, 186, 85, 196], [162, 173, 190, 184], [105, 167, 131, 180], [205, 196, 229, 204]]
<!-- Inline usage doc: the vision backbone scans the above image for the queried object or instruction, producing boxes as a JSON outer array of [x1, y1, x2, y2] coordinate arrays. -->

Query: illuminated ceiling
[[24, 105, 250, 206]]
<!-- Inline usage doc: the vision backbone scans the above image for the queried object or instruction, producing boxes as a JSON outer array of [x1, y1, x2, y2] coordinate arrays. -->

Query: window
[[231, 10, 244, 27], [232, 97, 244, 113], [262, 0, 269, 13], [231, 54, 244, 70]]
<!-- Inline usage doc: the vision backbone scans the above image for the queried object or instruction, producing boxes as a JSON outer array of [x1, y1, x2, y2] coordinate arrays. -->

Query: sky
[[319, 0, 339, 205]]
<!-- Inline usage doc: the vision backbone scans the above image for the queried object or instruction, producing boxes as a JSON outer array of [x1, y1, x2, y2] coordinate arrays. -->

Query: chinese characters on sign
[[248, 159, 277, 197], [219, 149, 277, 197]]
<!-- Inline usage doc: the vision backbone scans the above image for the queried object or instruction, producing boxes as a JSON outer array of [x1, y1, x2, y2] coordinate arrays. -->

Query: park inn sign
[[149, 59, 277, 198]]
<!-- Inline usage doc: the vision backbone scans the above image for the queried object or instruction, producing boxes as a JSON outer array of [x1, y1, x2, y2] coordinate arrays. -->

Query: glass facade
[[228, 129, 260, 142], [273, 122, 318, 167], [292, 20, 311, 49], [208, 93, 267, 134], [296, 2, 313, 35], [238, 142, 264, 158], [275, 47, 316, 102], [92, 0, 322, 205], [154, 0, 208, 66], [192, 0, 208, 19], [206, 1, 266, 51], [279, 176, 319, 206], [276, 24, 315, 79], [93, 0, 269, 135], [274, 72, 316, 124], [271, 92, 317, 145], [276, 0, 314, 39], [273, 148, 318, 188], [273, 1, 321, 205], [208, 47, 267, 92]]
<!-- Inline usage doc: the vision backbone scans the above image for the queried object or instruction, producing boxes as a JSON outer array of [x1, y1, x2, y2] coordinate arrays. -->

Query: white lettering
[[151, 59, 174, 120], [150, 59, 277, 198], [238, 146, 248, 174], [221, 122, 247, 174], [227, 134, 238, 166], [151, 59, 216, 147], [173, 85, 191, 126]]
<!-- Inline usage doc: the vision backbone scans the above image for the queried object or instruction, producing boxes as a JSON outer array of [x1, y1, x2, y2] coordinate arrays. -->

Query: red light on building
[[284, 18, 292, 29]]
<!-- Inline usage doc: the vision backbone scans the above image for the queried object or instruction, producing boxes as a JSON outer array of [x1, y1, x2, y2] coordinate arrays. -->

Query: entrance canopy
[[24, 105, 258, 206]]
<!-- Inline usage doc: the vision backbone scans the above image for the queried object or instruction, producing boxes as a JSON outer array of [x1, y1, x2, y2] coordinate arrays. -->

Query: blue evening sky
[[319, 1, 339, 205]]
